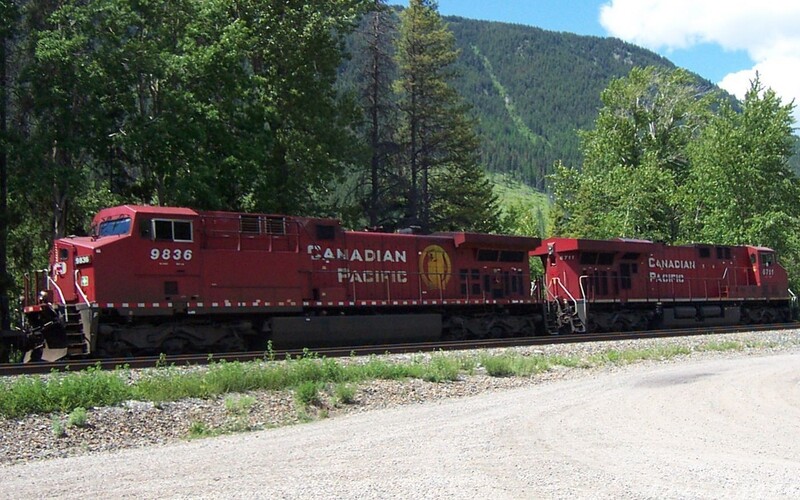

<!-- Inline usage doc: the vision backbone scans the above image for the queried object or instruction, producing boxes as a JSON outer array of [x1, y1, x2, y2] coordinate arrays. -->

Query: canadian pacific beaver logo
[[419, 245, 451, 290]]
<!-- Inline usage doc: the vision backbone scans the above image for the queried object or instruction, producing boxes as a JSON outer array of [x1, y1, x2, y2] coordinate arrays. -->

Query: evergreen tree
[[393, 0, 499, 232], [356, 0, 399, 228], [0, 0, 14, 330]]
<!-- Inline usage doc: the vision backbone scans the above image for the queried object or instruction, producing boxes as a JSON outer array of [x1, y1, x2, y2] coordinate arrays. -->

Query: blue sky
[[428, 0, 800, 123]]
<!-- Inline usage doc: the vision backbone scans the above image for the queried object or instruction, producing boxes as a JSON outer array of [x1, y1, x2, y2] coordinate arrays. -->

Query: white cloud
[[599, 0, 800, 124]]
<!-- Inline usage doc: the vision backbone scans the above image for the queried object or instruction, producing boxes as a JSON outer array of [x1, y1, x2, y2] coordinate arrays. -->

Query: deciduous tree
[[684, 76, 800, 267], [551, 66, 713, 241]]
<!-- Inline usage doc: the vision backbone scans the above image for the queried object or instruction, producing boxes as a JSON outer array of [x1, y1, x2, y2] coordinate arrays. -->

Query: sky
[[430, 0, 800, 124]]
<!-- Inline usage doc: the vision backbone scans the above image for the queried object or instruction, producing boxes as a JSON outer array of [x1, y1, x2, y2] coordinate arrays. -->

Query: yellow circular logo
[[419, 245, 452, 290]]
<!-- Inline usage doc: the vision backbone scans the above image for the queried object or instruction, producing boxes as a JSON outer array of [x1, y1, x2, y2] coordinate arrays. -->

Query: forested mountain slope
[[448, 17, 679, 189], [340, 14, 683, 190]]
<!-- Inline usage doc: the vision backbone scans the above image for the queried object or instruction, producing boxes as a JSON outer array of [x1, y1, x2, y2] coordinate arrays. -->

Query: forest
[[0, 0, 798, 328]]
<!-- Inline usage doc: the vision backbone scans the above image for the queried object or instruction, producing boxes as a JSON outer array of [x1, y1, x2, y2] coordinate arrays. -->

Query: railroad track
[[0, 323, 796, 377]]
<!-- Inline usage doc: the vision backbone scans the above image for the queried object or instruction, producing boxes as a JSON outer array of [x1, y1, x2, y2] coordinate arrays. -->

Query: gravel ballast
[[1, 330, 800, 498]]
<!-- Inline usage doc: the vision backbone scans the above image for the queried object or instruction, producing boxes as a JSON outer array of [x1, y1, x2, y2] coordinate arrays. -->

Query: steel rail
[[1, 323, 796, 377]]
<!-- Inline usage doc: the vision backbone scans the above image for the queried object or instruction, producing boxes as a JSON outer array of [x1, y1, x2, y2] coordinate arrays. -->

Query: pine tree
[[358, 0, 398, 228], [393, 0, 499, 232]]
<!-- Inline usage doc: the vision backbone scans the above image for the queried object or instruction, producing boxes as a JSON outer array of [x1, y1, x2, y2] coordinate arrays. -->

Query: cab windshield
[[96, 217, 132, 237]]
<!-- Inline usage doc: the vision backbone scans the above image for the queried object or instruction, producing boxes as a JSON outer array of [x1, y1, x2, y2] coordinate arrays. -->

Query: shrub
[[481, 355, 515, 377], [333, 383, 356, 405], [480, 353, 553, 377], [51, 417, 66, 438], [295, 381, 322, 407], [67, 407, 88, 428], [422, 354, 462, 382], [187, 420, 217, 439], [224, 395, 256, 416]]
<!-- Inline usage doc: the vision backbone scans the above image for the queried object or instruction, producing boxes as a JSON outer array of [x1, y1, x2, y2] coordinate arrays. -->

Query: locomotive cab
[[22, 206, 202, 360], [745, 246, 789, 299]]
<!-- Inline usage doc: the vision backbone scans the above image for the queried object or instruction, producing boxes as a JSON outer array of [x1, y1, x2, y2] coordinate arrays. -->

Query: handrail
[[74, 270, 91, 306], [46, 273, 69, 323], [551, 277, 578, 304], [46, 273, 67, 305], [543, 281, 558, 302], [578, 275, 587, 301], [547, 276, 587, 333]]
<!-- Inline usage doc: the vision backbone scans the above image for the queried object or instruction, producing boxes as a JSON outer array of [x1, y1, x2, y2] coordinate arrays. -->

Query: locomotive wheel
[[95, 339, 135, 358], [212, 333, 247, 352], [585, 317, 599, 333], [446, 327, 467, 341], [443, 317, 468, 341], [160, 336, 189, 356], [744, 308, 760, 323]]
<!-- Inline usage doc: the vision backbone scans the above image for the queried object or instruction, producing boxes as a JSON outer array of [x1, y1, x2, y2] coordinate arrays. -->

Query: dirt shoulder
[[2, 333, 800, 499]]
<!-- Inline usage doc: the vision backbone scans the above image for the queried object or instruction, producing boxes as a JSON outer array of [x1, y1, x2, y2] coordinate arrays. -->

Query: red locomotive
[[19, 205, 542, 360], [531, 237, 794, 333]]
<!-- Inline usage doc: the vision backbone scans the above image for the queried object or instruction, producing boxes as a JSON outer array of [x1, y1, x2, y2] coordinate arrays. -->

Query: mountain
[[446, 16, 681, 190], [340, 13, 680, 191], [340, 12, 800, 191]]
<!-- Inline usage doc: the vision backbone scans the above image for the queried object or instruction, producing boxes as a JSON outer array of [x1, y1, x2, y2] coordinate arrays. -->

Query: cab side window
[[148, 219, 193, 242]]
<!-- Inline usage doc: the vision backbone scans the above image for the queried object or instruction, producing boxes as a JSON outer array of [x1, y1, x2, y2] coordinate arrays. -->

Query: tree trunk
[[368, 8, 381, 227], [0, 35, 7, 330]]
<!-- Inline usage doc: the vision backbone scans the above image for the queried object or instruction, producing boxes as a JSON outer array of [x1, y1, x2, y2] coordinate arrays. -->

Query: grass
[[0, 338, 780, 419], [0, 365, 129, 419], [587, 345, 693, 365]]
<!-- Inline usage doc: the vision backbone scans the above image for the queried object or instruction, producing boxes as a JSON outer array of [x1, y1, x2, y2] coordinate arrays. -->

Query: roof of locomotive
[[92, 205, 341, 225], [442, 232, 540, 250], [531, 237, 775, 256], [531, 237, 654, 255], [93, 205, 198, 223]]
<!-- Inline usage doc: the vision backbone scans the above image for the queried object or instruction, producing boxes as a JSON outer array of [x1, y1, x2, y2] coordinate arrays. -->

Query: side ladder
[[544, 277, 587, 334]]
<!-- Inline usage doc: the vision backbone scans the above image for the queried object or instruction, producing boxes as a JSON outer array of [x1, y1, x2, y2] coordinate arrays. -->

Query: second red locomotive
[[532, 237, 793, 334]]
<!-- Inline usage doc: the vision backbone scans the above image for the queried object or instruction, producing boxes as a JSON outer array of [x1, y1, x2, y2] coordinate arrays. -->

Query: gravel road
[[1, 338, 799, 499]]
